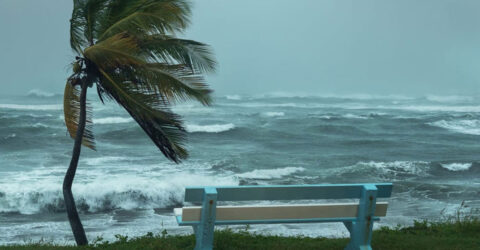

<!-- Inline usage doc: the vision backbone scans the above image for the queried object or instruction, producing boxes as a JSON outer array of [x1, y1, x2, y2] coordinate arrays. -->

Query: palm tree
[[63, 0, 216, 245]]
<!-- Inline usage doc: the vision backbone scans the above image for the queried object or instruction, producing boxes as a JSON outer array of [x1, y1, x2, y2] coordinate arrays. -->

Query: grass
[[1, 218, 479, 250]]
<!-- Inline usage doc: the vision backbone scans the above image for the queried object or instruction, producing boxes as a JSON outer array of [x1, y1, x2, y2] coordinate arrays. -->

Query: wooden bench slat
[[184, 183, 393, 202], [175, 202, 388, 222]]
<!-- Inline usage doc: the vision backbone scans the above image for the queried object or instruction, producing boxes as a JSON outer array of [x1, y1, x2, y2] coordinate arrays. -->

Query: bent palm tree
[[63, 0, 216, 245]]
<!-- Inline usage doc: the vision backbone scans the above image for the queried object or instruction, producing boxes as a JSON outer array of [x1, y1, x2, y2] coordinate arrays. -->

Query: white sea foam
[[225, 95, 242, 100], [26, 89, 57, 98], [186, 123, 235, 133], [3, 133, 16, 139], [358, 161, 428, 174], [83, 156, 129, 166], [343, 114, 368, 119], [93, 117, 134, 124], [425, 95, 474, 103], [385, 105, 480, 113], [358, 161, 430, 175], [254, 92, 413, 100], [441, 163, 472, 172], [32, 123, 49, 128], [334, 161, 431, 181], [262, 112, 285, 117], [428, 120, 480, 135], [0, 104, 62, 111], [235, 167, 305, 179], [313, 113, 367, 119], [0, 171, 238, 214], [318, 115, 332, 119], [222, 102, 321, 109]]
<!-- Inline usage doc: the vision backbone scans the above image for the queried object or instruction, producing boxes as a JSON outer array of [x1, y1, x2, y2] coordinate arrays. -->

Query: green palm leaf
[[66, 0, 215, 161], [84, 32, 148, 68], [97, 0, 191, 41], [63, 80, 96, 150], [98, 68, 187, 162], [138, 35, 217, 73]]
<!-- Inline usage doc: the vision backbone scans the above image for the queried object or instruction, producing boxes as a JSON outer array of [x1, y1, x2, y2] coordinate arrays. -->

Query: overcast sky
[[0, 0, 479, 96]]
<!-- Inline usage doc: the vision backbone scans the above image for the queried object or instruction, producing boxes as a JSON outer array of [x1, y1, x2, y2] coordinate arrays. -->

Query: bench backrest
[[184, 183, 392, 202]]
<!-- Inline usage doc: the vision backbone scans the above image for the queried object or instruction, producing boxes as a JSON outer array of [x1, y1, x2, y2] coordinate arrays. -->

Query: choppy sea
[[1, 90, 479, 244]]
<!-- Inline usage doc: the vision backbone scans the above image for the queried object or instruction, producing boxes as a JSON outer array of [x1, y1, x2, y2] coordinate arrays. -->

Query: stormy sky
[[0, 0, 479, 97]]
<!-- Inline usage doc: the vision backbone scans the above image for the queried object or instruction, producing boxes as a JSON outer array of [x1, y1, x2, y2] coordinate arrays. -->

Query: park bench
[[174, 183, 393, 250]]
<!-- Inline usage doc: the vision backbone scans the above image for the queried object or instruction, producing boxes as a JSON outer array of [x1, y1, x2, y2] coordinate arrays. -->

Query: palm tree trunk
[[63, 82, 88, 246]]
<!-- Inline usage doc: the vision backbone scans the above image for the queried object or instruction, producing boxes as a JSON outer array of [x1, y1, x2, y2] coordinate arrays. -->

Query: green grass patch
[[2, 218, 479, 250]]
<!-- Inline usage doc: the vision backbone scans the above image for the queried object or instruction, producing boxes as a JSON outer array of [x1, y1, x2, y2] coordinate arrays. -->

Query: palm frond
[[63, 80, 96, 150], [97, 69, 188, 162], [84, 33, 148, 68], [97, 0, 191, 41], [138, 35, 217, 73], [70, 0, 89, 53], [84, 0, 110, 44], [113, 63, 213, 105], [67, 0, 216, 163]]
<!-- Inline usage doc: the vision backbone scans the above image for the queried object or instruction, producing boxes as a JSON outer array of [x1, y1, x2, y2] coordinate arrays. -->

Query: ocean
[[1, 90, 479, 245]]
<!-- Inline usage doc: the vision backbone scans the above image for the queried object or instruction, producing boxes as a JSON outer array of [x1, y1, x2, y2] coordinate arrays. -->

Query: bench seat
[[174, 183, 393, 250], [175, 202, 388, 225]]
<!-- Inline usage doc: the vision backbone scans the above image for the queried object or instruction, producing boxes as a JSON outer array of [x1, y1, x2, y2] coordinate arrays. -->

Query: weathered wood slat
[[184, 183, 393, 202], [175, 202, 388, 222]]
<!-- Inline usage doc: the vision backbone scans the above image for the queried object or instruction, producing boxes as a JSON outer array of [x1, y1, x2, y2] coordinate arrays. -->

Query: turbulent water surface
[[1, 90, 479, 244]]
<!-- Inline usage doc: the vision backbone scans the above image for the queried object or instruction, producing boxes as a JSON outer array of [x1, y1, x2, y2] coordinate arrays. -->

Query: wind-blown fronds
[[118, 63, 213, 105], [84, 33, 147, 68], [63, 81, 96, 150], [98, 69, 187, 162], [70, 0, 89, 53], [97, 0, 191, 41], [138, 35, 217, 73], [66, 0, 216, 162]]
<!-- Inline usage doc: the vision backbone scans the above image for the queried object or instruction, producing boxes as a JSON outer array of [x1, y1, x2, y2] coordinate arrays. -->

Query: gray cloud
[[1, 0, 479, 97]]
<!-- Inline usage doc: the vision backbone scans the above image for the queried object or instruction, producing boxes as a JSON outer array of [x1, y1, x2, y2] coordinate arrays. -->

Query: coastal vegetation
[[63, 0, 215, 245], [2, 218, 479, 249]]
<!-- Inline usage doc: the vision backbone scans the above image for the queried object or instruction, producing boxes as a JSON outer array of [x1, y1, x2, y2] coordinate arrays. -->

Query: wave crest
[[0, 104, 62, 111], [26, 89, 58, 98], [93, 117, 134, 125], [235, 167, 305, 179], [333, 161, 431, 182], [425, 95, 474, 103], [428, 120, 480, 135], [186, 123, 235, 133], [440, 163, 472, 172], [0, 174, 237, 214], [225, 95, 242, 100], [262, 112, 285, 117]]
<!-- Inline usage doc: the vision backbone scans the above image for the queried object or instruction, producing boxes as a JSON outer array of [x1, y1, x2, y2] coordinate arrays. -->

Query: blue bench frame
[[175, 183, 393, 250]]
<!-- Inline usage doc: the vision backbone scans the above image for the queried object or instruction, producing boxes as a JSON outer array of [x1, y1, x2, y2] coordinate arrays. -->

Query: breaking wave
[[0, 173, 237, 214], [440, 163, 472, 172], [26, 89, 58, 98], [254, 92, 413, 100], [235, 167, 305, 179], [93, 117, 134, 125], [0, 104, 62, 111], [225, 95, 242, 100], [333, 161, 431, 182], [186, 123, 235, 133], [428, 120, 480, 135], [388, 105, 480, 113], [425, 95, 474, 103], [343, 114, 368, 119], [262, 112, 285, 117]]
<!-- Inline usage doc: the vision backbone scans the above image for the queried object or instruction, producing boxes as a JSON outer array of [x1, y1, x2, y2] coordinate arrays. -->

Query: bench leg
[[343, 221, 353, 234], [345, 184, 377, 250], [194, 187, 217, 250]]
